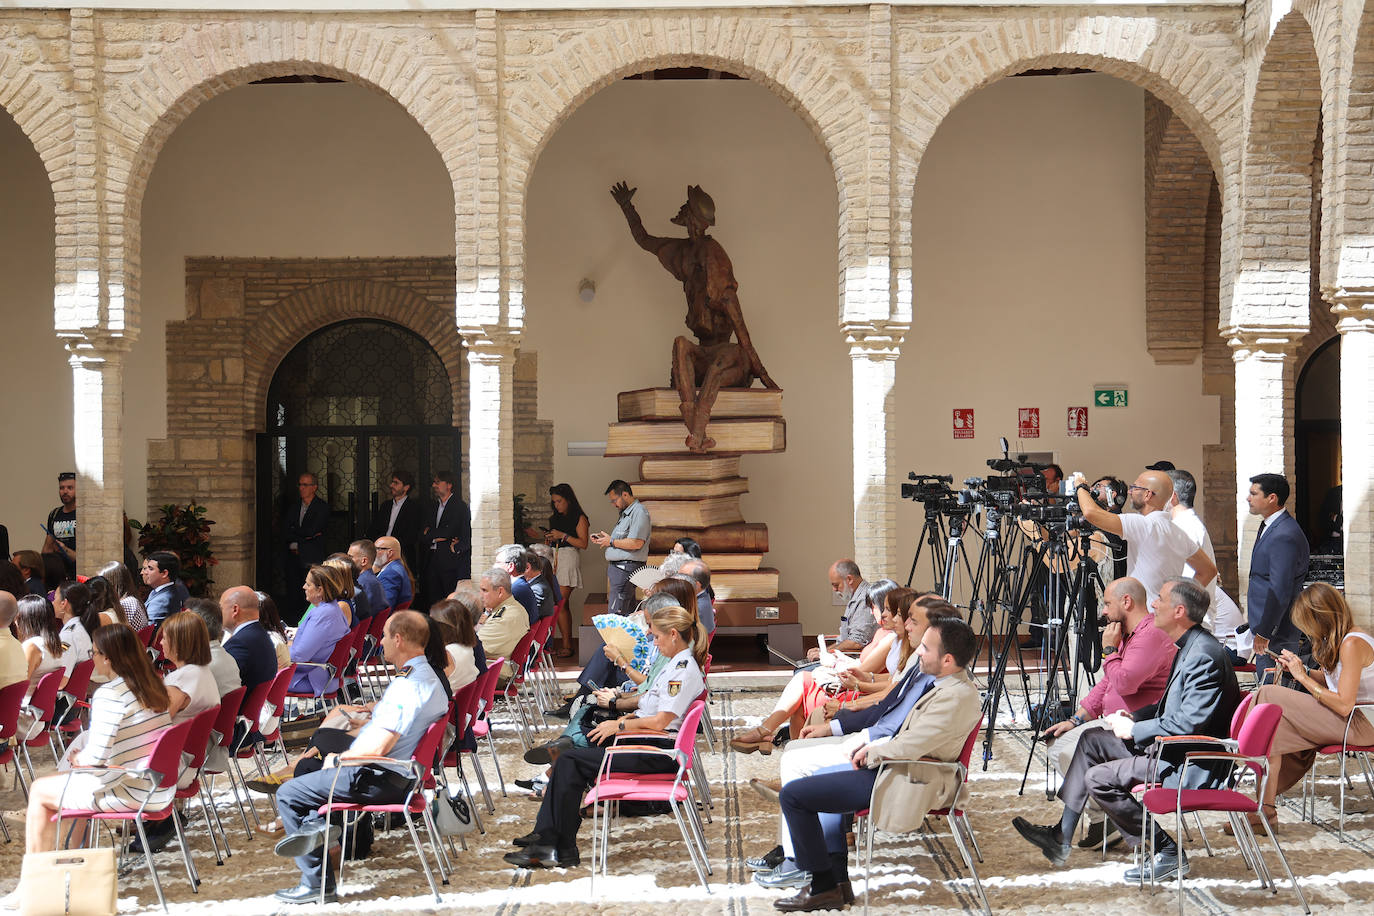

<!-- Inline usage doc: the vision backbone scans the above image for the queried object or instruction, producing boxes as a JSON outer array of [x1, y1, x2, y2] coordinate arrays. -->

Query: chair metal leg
[[946, 813, 990, 916], [1257, 810, 1311, 914], [464, 749, 495, 813], [670, 799, 710, 891], [133, 818, 170, 913], [483, 730, 507, 796]]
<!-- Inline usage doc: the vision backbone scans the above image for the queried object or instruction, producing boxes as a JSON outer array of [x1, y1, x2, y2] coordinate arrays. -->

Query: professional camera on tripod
[[1009, 495, 1094, 532], [900, 473, 973, 594]]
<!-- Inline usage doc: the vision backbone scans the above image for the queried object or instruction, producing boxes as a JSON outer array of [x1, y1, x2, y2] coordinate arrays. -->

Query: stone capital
[[1323, 285, 1374, 334], [1225, 326, 1303, 361], [843, 322, 907, 360], [61, 331, 133, 369], [461, 330, 521, 363]]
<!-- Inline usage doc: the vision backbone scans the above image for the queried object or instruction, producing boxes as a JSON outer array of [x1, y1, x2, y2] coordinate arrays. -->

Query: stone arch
[[894, 17, 1243, 329], [244, 279, 466, 431], [1233, 10, 1323, 330], [501, 17, 867, 329], [0, 46, 77, 204], [1337, 1, 1374, 285], [97, 17, 473, 339]]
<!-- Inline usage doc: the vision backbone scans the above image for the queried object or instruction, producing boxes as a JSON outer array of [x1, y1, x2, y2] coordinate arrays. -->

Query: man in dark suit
[[284, 472, 330, 619], [1013, 576, 1239, 883], [422, 471, 470, 608], [367, 469, 423, 570], [220, 585, 277, 695], [1245, 472, 1310, 681], [141, 551, 190, 627]]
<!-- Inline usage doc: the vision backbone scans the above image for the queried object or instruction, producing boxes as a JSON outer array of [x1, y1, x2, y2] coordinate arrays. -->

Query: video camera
[[1009, 495, 1092, 531], [901, 473, 954, 502]]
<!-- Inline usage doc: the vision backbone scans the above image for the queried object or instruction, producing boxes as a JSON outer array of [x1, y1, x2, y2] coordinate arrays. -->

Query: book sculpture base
[[579, 387, 799, 664]]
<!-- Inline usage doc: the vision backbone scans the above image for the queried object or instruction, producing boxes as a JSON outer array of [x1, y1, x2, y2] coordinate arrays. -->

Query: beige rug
[[3, 690, 1374, 913]]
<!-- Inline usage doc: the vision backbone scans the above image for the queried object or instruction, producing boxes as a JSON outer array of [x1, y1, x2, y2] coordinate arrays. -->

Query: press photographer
[[1071, 468, 1216, 603]]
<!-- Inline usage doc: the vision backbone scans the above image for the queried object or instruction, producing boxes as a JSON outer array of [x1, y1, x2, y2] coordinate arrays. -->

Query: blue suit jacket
[[1246, 511, 1310, 645], [358, 569, 387, 615], [834, 665, 934, 740], [512, 577, 539, 626], [146, 579, 189, 626], [377, 561, 412, 609], [224, 620, 278, 694]]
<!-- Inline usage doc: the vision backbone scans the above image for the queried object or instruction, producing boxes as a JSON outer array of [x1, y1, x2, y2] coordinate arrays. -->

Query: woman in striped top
[[23, 624, 172, 853]]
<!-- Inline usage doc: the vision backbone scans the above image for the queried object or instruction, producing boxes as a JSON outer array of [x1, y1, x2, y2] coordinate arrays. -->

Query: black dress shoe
[[747, 844, 785, 872], [839, 880, 856, 905], [514, 777, 548, 791], [129, 819, 176, 855], [524, 736, 573, 765], [549, 700, 574, 720], [513, 830, 544, 848], [274, 822, 342, 859], [274, 882, 337, 904], [1012, 816, 1070, 866], [773, 885, 850, 912], [504, 844, 580, 869]]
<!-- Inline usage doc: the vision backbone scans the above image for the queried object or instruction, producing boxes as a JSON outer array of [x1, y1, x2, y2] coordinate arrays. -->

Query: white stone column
[[65, 335, 130, 576], [1229, 329, 1299, 596], [1333, 294, 1374, 622], [846, 324, 905, 580], [464, 334, 517, 569]]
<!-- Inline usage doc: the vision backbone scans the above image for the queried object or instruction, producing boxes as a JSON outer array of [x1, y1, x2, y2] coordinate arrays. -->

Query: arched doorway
[[256, 319, 460, 608], [1295, 335, 1341, 551]]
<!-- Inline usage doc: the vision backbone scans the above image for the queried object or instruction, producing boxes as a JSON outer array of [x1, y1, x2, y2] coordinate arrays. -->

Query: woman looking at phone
[[1253, 582, 1374, 830]]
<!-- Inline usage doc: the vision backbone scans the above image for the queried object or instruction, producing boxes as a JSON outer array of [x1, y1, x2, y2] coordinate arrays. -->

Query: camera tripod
[[904, 501, 975, 598], [1016, 530, 1106, 796]]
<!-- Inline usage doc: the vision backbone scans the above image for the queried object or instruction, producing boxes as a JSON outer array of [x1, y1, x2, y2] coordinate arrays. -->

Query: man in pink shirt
[[1040, 576, 1176, 847]]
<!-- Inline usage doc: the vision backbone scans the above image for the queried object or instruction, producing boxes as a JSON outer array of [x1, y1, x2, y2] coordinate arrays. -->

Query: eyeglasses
[[1126, 485, 1153, 494]]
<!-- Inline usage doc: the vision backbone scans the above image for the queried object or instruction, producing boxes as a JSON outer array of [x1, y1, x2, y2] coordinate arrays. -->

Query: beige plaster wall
[[902, 73, 1221, 601], [0, 108, 65, 553]]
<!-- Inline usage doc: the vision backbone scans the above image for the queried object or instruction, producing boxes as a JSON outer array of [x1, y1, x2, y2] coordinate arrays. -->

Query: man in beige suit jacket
[[772, 616, 983, 912]]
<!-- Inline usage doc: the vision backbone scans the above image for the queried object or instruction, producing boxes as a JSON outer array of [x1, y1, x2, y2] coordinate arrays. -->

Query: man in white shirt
[[1167, 470, 1244, 655], [1074, 469, 1216, 604]]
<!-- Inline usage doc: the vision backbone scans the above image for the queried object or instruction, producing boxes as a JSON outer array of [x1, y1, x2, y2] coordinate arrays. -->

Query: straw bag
[[19, 847, 117, 916]]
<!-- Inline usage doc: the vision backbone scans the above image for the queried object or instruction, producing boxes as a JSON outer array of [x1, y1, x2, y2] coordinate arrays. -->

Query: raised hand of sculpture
[[610, 180, 779, 453]]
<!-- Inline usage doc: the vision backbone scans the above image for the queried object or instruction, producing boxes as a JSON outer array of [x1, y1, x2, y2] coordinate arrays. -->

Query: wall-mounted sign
[[1067, 406, 1089, 438], [953, 408, 975, 440], [1094, 385, 1128, 408], [1018, 407, 1040, 439]]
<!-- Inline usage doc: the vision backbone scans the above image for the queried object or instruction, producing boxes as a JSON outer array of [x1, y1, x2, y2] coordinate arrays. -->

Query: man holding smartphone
[[590, 480, 650, 616]]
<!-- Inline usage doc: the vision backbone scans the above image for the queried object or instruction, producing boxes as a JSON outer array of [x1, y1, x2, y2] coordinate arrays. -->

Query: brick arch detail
[[97, 16, 474, 336], [243, 278, 466, 432], [0, 45, 78, 196], [893, 18, 1244, 329], [500, 15, 868, 327], [1232, 11, 1322, 329], [1336, 2, 1374, 283]]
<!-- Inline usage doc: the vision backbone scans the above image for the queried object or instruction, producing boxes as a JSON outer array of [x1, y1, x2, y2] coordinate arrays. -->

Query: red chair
[[285, 630, 357, 711], [18, 669, 64, 777], [200, 685, 253, 839], [498, 629, 541, 748], [53, 658, 96, 754], [55, 720, 196, 913], [396, 598, 413, 611], [255, 664, 298, 771], [444, 675, 494, 817], [137, 625, 156, 648], [1142, 702, 1310, 914], [0, 680, 30, 819], [316, 717, 452, 904], [175, 704, 228, 867], [230, 679, 275, 830], [857, 717, 988, 916], [1302, 701, 1374, 837], [339, 619, 374, 702], [470, 656, 507, 795], [585, 701, 711, 894]]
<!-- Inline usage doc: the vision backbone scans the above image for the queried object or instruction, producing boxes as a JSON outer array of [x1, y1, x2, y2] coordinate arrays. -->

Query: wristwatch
[[618, 718, 627, 731], [1102, 645, 1117, 655]]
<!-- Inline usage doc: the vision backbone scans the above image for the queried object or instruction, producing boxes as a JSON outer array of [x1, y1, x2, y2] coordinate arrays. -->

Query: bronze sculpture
[[611, 180, 779, 453]]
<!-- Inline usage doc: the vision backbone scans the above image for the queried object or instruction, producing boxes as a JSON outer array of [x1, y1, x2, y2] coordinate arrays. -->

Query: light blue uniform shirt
[[353, 654, 448, 775]]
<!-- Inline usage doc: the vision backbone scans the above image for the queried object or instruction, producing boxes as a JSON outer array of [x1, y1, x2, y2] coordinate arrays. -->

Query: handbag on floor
[[19, 847, 117, 916], [430, 784, 478, 837]]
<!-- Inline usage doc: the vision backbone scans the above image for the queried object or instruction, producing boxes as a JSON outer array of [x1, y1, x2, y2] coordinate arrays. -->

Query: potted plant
[[131, 502, 218, 597]]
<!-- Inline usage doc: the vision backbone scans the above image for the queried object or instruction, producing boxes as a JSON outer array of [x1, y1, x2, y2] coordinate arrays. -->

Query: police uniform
[[477, 597, 531, 681], [276, 654, 449, 891], [532, 646, 704, 853]]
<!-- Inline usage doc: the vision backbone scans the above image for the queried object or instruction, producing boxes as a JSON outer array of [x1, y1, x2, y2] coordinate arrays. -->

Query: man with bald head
[[1074, 469, 1216, 604], [373, 536, 413, 611], [806, 560, 872, 661], [0, 592, 26, 689], [221, 585, 277, 694]]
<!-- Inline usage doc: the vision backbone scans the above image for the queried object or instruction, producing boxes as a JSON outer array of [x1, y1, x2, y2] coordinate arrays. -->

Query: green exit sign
[[1094, 386, 1128, 408]]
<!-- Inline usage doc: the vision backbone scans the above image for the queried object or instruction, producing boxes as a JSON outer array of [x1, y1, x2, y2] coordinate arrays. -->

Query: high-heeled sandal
[[730, 725, 775, 755]]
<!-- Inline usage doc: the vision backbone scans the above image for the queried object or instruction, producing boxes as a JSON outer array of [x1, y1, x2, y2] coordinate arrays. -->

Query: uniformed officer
[[504, 604, 706, 868], [272, 610, 449, 903]]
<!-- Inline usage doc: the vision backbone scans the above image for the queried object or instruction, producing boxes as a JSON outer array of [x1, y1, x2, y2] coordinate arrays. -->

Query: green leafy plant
[[513, 492, 535, 546], [131, 502, 218, 597]]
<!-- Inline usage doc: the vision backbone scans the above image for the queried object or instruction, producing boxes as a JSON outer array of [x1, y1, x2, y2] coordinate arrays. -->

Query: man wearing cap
[[610, 179, 779, 453], [43, 472, 77, 577]]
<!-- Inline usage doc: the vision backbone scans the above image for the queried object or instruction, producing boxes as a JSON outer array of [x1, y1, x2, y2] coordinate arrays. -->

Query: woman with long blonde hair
[[1254, 582, 1374, 829]]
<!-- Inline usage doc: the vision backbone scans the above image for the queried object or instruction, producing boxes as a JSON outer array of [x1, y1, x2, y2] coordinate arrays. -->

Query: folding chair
[[200, 685, 254, 839], [55, 720, 196, 913], [471, 656, 508, 794], [229, 679, 274, 830], [316, 717, 452, 904], [585, 701, 711, 896], [1141, 702, 1310, 915], [285, 630, 357, 713], [52, 658, 95, 755], [444, 676, 494, 818], [256, 664, 299, 774], [175, 704, 230, 867], [498, 630, 541, 749], [858, 717, 988, 916], [17, 669, 64, 778]]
